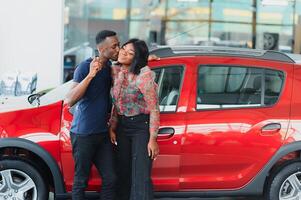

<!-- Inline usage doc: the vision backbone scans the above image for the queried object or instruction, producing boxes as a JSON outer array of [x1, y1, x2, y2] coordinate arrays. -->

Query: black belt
[[117, 114, 149, 121]]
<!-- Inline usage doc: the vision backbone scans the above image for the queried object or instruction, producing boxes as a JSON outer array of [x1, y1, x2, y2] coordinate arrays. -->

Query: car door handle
[[158, 127, 175, 139], [261, 123, 281, 135]]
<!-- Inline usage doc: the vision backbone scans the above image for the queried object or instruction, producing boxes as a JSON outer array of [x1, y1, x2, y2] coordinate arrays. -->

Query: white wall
[[0, 0, 64, 91]]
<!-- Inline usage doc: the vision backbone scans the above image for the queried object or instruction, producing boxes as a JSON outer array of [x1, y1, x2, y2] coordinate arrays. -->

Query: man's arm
[[65, 57, 102, 107], [65, 77, 93, 107]]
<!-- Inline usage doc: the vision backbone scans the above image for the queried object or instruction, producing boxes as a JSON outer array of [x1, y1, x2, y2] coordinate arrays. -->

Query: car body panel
[[0, 101, 63, 162]]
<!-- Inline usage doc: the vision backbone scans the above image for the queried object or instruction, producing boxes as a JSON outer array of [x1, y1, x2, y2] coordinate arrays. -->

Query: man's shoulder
[[80, 58, 93, 67], [75, 58, 92, 72]]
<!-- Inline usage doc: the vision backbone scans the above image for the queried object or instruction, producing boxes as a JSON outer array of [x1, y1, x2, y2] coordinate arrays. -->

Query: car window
[[153, 68, 161, 84], [264, 69, 284, 105], [197, 65, 284, 110], [152, 66, 184, 112]]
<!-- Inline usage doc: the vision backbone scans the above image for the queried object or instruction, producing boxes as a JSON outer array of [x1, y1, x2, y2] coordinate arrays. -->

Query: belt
[[117, 114, 149, 121]]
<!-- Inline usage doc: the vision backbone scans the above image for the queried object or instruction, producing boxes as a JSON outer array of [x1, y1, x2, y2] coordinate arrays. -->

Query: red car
[[1, 46, 301, 200]]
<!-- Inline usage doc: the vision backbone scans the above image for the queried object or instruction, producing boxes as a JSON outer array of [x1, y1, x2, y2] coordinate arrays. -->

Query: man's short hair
[[95, 30, 117, 45]]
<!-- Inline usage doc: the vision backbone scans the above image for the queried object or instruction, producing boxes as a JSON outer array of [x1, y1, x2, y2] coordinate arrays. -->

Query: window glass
[[227, 67, 248, 92], [211, 0, 253, 23], [197, 65, 284, 109], [153, 68, 161, 84], [152, 66, 183, 112], [264, 69, 284, 105]]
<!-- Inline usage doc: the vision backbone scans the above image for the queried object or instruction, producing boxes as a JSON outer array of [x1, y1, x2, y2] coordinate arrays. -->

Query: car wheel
[[266, 162, 301, 200], [0, 160, 48, 200]]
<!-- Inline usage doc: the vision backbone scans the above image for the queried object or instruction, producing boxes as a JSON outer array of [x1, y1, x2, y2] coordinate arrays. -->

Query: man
[[65, 30, 120, 200]]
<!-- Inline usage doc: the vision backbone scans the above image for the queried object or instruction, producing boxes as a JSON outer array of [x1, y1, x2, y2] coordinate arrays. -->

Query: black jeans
[[70, 132, 116, 200], [115, 114, 153, 200]]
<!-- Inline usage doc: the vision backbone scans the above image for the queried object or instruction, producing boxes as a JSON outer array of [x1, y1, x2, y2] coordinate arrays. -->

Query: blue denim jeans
[[116, 114, 154, 200], [70, 132, 117, 200]]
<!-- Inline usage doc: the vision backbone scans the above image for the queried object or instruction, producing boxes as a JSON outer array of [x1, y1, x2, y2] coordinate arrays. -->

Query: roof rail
[[149, 46, 295, 63]]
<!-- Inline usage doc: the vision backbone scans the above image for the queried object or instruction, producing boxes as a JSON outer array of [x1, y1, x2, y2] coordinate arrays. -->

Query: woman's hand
[[109, 127, 117, 145], [148, 137, 159, 160]]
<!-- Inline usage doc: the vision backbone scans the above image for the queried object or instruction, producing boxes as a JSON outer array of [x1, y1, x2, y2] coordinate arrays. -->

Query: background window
[[197, 65, 284, 109]]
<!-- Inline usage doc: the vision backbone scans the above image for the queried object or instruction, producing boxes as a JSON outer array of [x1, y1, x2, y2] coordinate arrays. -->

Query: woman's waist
[[117, 113, 150, 122], [115, 103, 150, 115]]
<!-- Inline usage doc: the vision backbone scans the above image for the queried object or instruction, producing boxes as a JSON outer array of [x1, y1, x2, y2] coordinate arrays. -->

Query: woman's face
[[117, 43, 135, 66]]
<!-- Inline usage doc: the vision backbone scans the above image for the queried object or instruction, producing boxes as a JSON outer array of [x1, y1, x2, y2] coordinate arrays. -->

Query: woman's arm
[[137, 70, 160, 138], [137, 68, 160, 159]]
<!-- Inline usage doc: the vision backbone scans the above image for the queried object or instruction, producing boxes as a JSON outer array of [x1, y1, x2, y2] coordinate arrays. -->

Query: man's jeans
[[70, 132, 116, 200], [116, 114, 154, 200]]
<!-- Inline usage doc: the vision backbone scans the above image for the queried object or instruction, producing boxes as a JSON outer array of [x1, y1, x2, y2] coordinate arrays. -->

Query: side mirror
[[28, 93, 41, 106]]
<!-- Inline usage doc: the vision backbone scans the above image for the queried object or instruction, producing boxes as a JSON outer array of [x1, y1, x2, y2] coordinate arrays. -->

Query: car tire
[[0, 159, 48, 200], [266, 161, 301, 200]]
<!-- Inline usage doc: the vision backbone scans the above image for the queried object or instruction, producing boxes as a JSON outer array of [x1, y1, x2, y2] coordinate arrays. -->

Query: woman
[[109, 38, 160, 200]]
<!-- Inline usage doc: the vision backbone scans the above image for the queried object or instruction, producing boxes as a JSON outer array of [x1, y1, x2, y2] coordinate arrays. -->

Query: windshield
[[38, 80, 73, 106]]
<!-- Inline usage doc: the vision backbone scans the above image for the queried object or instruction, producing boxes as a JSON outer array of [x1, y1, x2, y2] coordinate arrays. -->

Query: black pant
[[116, 114, 154, 200], [70, 132, 116, 200]]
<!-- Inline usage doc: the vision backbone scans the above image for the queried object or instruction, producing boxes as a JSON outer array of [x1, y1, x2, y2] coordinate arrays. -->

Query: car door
[[181, 56, 293, 190], [149, 58, 192, 191]]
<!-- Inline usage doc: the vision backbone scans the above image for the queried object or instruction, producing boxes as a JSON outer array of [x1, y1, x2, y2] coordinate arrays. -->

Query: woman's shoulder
[[140, 66, 152, 73], [139, 66, 155, 77], [137, 66, 155, 82]]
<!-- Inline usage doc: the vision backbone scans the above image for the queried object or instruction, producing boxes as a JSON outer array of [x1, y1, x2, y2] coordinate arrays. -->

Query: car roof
[[150, 45, 301, 64]]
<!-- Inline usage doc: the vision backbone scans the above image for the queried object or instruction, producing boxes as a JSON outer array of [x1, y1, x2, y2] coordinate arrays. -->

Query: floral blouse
[[110, 65, 160, 138]]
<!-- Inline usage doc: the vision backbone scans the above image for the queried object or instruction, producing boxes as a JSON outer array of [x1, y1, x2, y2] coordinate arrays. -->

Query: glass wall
[[64, 0, 301, 81]]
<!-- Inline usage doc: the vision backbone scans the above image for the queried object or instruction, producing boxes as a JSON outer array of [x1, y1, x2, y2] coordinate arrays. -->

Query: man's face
[[100, 36, 120, 61]]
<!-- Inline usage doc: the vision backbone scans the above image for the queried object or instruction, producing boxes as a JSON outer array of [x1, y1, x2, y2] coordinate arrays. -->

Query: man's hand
[[88, 57, 103, 78]]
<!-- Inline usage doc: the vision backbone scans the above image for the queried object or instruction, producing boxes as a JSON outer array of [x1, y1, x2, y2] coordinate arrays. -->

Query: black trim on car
[[0, 138, 66, 194], [150, 46, 295, 63]]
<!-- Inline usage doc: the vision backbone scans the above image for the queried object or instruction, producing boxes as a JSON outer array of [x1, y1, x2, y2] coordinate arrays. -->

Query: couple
[[65, 30, 160, 200]]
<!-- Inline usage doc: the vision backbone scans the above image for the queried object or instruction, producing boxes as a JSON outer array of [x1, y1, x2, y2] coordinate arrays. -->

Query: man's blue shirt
[[70, 58, 112, 135]]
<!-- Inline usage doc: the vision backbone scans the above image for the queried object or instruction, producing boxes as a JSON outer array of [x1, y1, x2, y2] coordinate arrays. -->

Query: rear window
[[197, 65, 284, 110]]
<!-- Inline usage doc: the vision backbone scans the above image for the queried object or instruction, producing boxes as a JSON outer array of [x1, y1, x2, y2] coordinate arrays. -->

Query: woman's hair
[[122, 38, 149, 75]]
